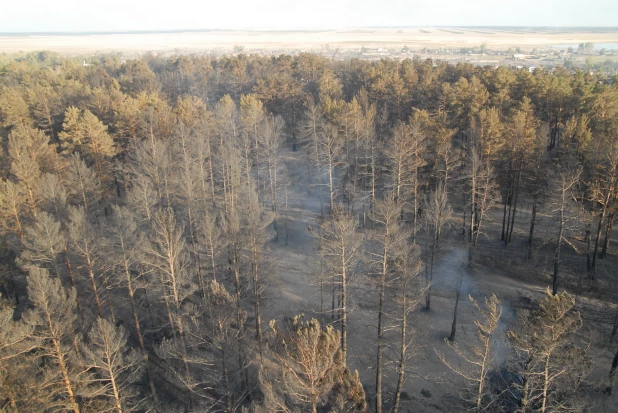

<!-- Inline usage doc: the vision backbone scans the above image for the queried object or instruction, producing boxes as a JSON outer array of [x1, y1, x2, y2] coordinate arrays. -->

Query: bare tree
[[68, 206, 107, 319], [0, 294, 37, 412], [320, 124, 344, 211], [36, 173, 68, 220], [198, 211, 222, 283], [220, 192, 251, 393], [140, 208, 196, 338], [588, 141, 618, 279], [408, 120, 428, 243], [7, 124, 60, 215], [368, 194, 408, 413], [466, 147, 497, 260], [124, 174, 157, 224], [261, 114, 285, 212], [552, 170, 581, 295], [385, 122, 416, 204], [105, 205, 158, 402], [0, 179, 27, 241], [23, 267, 83, 413], [66, 154, 102, 214], [424, 182, 453, 310], [391, 243, 424, 413], [207, 280, 248, 412], [507, 290, 586, 412], [243, 186, 270, 359], [316, 206, 363, 363], [240, 94, 266, 191], [437, 294, 502, 413], [300, 101, 327, 207], [174, 122, 205, 296], [82, 318, 146, 413], [267, 315, 366, 413], [20, 212, 65, 280]]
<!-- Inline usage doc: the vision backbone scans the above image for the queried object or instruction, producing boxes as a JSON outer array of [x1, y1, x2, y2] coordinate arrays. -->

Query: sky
[[1, 0, 617, 32]]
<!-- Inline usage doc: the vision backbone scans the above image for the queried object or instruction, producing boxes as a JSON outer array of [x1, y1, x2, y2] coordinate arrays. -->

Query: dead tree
[[369, 194, 408, 413], [437, 294, 502, 413], [267, 315, 366, 413], [82, 318, 147, 413], [260, 115, 285, 213], [392, 244, 424, 413], [300, 102, 327, 210], [106, 205, 158, 402], [552, 170, 580, 295], [424, 182, 453, 310], [316, 206, 363, 363], [67, 206, 106, 318], [320, 124, 344, 211], [23, 267, 83, 413], [507, 290, 586, 412]]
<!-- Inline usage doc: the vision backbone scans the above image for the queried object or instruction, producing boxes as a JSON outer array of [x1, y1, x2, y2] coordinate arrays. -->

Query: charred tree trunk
[[507, 168, 522, 244], [393, 282, 409, 413], [591, 204, 607, 280], [606, 347, 618, 395], [553, 199, 565, 295], [449, 270, 463, 342], [501, 172, 512, 242], [375, 249, 387, 413], [528, 201, 537, 260], [586, 227, 592, 276], [601, 213, 613, 258], [610, 306, 618, 344]]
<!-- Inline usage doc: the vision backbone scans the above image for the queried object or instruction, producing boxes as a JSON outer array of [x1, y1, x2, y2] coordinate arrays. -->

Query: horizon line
[[2, 25, 618, 37]]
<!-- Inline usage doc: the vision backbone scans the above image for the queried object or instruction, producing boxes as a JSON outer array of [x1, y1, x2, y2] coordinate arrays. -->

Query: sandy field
[[1, 28, 617, 55]]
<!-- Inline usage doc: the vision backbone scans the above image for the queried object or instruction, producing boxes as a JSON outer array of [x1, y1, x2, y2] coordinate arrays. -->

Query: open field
[[1, 27, 617, 55]]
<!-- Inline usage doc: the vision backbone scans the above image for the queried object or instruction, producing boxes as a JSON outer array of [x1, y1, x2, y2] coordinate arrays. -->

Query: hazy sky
[[1, 0, 617, 32]]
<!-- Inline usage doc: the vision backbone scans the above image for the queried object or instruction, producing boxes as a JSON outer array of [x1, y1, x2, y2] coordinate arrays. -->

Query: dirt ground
[[260, 145, 618, 412], [1, 28, 617, 55]]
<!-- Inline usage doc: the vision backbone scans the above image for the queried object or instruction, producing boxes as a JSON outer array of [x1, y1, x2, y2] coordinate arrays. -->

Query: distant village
[[212, 42, 618, 75]]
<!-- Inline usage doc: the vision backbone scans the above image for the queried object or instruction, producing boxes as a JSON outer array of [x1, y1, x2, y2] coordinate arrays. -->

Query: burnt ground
[[260, 146, 618, 412]]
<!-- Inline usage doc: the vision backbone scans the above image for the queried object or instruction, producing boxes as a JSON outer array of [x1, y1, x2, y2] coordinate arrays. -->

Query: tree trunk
[[393, 281, 408, 413], [425, 242, 433, 311], [541, 355, 550, 413], [553, 193, 565, 295], [586, 227, 592, 277], [341, 247, 348, 363], [449, 271, 463, 342], [123, 253, 158, 403], [252, 256, 262, 360], [375, 249, 387, 413], [64, 252, 83, 317], [413, 167, 419, 245], [49, 330, 80, 413], [601, 213, 613, 258], [610, 306, 618, 344], [86, 258, 104, 319], [508, 168, 522, 244], [470, 153, 477, 245], [591, 205, 607, 279], [607, 346, 618, 395], [501, 173, 512, 242], [553, 232, 563, 295], [528, 201, 537, 260]]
